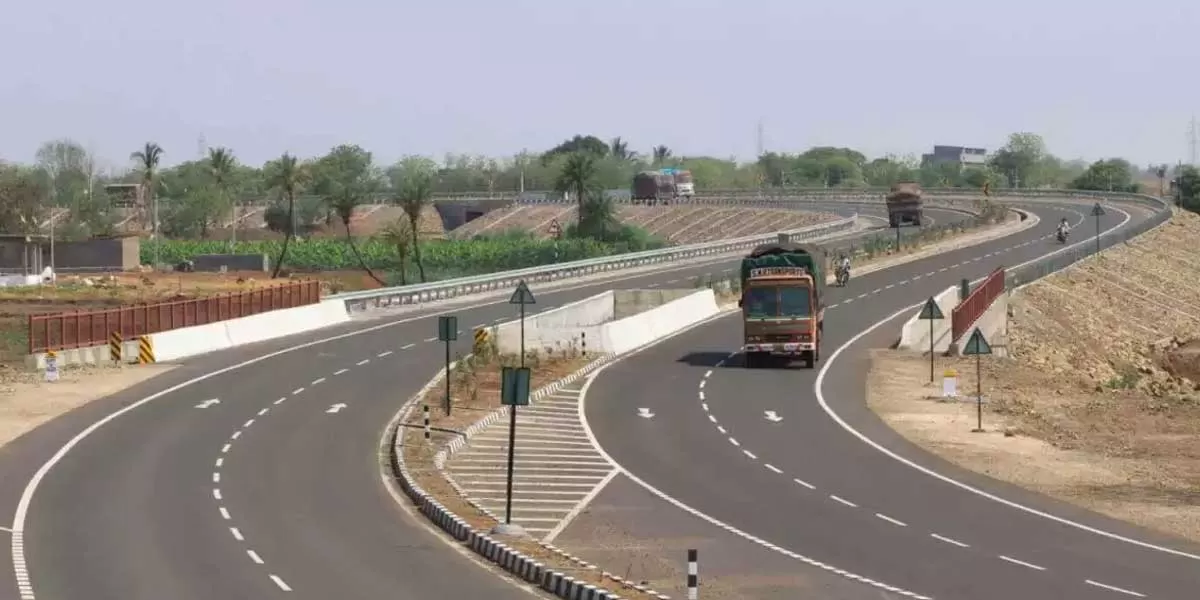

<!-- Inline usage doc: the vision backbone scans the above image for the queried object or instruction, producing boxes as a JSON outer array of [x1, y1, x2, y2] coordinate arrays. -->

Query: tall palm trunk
[[271, 193, 295, 278], [343, 218, 387, 285], [409, 227, 426, 282]]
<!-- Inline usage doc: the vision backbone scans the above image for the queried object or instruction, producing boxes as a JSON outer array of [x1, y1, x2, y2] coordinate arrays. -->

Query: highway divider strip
[[384, 355, 673, 600]]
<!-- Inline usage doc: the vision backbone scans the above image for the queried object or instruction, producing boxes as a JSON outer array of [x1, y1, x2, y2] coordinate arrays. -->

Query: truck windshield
[[744, 285, 812, 318]]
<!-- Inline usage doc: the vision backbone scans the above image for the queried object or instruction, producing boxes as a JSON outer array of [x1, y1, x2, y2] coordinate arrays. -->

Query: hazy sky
[[4, 0, 1197, 170]]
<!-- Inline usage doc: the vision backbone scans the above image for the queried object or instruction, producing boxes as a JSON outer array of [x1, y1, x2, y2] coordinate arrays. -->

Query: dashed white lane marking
[[829, 495, 858, 508], [708, 414, 717, 423], [380, 350, 396, 356], [219, 507, 230, 520], [221, 443, 231, 453], [875, 513, 907, 527], [793, 478, 815, 490], [230, 431, 241, 440], [729, 438, 740, 447], [243, 419, 254, 428], [310, 378, 326, 385], [292, 387, 305, 395], [334, 368, 349, 375], [998, 555, 1045, 571], [931, 533, 969, 548], [716, 425, 727, 434], [701, 402, 709, 411], [743, 449, 758, 460], [212, 473, 220, 483], [270, 574, 293, 591], [400, 344, 415, 350], [355, 359, 369, 366], [765, 464, 782, 474], [213, 489, 222, 500], [273, 397, 286, 405], [230, 527, 244, 541], [257, 407, 269, 416], [247, 549, 264, 564], [425, 336, 439, 342], [215, 458, 223, 468], [1085, 580, 1146, 597]]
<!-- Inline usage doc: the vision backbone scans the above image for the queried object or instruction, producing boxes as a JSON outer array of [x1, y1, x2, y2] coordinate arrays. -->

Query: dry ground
[[869, 208, 1200, 544]]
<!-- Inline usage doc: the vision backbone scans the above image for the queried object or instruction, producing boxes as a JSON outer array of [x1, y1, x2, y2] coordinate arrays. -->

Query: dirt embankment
[[869, 208, 1200, 543]]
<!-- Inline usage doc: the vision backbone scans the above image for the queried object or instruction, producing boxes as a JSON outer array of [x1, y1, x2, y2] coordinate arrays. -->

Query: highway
[[583, 200, 1200, 599], [0, 203, 957, 600]]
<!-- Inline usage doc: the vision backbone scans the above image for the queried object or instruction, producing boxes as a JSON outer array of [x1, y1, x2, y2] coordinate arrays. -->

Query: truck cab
[[739, 244, 825, 369]]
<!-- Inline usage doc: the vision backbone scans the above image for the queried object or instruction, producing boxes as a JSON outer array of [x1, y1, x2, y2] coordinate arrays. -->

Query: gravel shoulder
[[868, 209, 1200, 544]]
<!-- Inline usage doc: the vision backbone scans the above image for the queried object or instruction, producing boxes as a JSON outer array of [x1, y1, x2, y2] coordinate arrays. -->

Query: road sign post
[[495, 365, 531, 537], [918, 297, 945, 383], [438, 315, 458, 416], [962, 328, 993, 432], [1091, 202, 1105, 255], [509, 280, 536, 368]]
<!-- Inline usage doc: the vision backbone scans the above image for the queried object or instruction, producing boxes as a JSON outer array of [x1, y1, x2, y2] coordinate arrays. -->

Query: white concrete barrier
[[493, 292, 615, 356], [897, 285, 960, 353], [601, 290, 719, 355], [147, 299, 350, 362]]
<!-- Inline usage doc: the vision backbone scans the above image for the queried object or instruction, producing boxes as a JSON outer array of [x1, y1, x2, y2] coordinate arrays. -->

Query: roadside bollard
[[423, 405, 430, 442], [581, 332, 587, 357], [687, 548, 698, 599]]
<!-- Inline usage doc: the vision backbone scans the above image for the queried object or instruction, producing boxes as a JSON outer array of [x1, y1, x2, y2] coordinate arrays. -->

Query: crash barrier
[[487, 288, 720, 357], [951, 267, 1006, 343], [897, 285, 960, 353], [144, 299, 350, 363], [330, 215, 858, 313], [27, 279, 321, 353]]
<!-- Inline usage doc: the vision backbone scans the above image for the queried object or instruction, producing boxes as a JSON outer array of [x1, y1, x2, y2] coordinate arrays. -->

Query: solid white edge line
[[0, 527, 10, 534], [577, 345, 934, 600], [1085, 579, 1146, 597], [541, 468, 620, 544], [815, 204, 1200, 563]]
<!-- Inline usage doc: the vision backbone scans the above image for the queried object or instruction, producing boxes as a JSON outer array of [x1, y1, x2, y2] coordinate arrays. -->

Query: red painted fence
[[950, 267, 1005, 343], [28, 280, 321, 354]]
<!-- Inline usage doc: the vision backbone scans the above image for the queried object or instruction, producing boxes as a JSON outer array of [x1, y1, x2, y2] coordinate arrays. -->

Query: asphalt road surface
[[584, 200, 1200, 599], [0, 203, 957, 600]]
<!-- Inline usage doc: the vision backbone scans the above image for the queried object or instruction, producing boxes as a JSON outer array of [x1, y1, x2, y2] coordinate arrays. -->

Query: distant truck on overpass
[[886, 182, 924, 227], [631, 168, 694, 203]]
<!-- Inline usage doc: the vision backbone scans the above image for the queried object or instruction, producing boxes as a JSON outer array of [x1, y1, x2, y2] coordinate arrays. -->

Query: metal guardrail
[[952, 267, 1006, 342], [28, 280, 322, 353], [331, 215, 859, 312], [329, 188, 1172, 313]]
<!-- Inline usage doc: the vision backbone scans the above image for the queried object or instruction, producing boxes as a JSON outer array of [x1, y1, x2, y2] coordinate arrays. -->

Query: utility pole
[[1189, 117, 1197, 166], [756, 119, 765, 158]]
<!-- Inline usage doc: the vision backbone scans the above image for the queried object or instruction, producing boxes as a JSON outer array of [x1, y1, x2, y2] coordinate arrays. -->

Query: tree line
[[0, 132, 1180, 248]]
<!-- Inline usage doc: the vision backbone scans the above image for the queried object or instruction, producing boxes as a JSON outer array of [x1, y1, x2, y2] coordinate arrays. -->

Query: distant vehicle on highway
[[886, 181, 924, 227], [630, 168, 694, 204], [738, 240, 827, 368]]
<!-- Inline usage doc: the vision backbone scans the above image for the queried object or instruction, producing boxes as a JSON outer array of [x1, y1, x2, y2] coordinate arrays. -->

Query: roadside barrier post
[[437, 316, 458, 416], [918, 297, 945, 383], [687, 548, 698, 599], [1091, 202, 1105, 255], [423, 405, 430, 443], [581, 331, 587, 357], [137, 336, 154, 364], [963, 328, 992, 432], [109, 332, 123, 363]]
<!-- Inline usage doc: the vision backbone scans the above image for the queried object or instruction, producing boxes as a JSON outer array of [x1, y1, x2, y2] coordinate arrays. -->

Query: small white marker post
[[423, 405, 431, 443], [44, 351, 59, 383], [942, 368, 958, 398]]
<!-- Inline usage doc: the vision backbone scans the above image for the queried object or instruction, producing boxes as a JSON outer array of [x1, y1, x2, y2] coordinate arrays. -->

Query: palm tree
[[207, 147, 237, 244], [555, 152, 599, 227], [652, 145, 672, 165], [130, 142, 163, 262], [379, 218, 413, 285], [610, 137, 635, 161], [396, 172, 432, 282], [332, 189, 387, 286], [266, 153, 305, 278]]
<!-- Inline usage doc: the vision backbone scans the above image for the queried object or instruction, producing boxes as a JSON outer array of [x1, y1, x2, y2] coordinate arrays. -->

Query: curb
[[386, 355, 671, 600]]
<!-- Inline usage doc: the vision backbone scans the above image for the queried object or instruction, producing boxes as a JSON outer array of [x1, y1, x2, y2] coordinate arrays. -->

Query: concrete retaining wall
[[897, 285, 960, 353]]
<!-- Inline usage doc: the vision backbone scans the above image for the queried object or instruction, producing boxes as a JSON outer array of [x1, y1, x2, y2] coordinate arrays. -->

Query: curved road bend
[[586, 201, 1200, 600], [0, 204, 960, 599]]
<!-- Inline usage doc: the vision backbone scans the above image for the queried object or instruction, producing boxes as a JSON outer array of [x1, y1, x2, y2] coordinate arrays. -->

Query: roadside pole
[[963, 328, 992, 432], [687, 549, 699, 599], [493, 281, 535, 537], [437, 315, 457, 416], [1091, 202, 1105, 255], [918, 297, 944, 383]]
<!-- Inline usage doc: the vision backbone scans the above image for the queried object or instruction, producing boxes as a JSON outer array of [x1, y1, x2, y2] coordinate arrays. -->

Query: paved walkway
[[444, 379, 616, 540]]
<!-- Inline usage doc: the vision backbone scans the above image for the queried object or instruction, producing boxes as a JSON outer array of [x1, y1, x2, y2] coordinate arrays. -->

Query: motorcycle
[[835, 265, 850, 286], [1056, 229, 1068, 244]]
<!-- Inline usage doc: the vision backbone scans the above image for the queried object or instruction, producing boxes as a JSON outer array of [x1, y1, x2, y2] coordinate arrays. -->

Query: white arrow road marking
[[195, 398, 220, 409], [637, 408, 654, 419], [764, 410, 783, 422], [326, 403, 347, 414]]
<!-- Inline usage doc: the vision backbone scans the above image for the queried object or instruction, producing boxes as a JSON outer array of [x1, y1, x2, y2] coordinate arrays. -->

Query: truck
[[738, 239, 828, 368], [886, 181, 924, 227], [631, 169, 695, 204]]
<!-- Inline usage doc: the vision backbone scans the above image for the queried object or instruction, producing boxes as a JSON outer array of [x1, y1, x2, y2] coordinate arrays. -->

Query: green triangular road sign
[[918, 297, 944, 320], [962, 328, 992, 355], [1091, 202, 1106, 217], [509, 280, 536, 305]]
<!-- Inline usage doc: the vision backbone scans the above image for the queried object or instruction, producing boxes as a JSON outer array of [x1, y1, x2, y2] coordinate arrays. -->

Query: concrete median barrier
[[146, 299, 351, 362]]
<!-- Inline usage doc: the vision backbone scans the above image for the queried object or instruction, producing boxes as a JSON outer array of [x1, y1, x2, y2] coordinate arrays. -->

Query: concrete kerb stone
[[387, 354, 663, 600]]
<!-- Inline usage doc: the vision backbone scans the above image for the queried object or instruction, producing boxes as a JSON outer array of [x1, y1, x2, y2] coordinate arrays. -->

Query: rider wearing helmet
[[838, 254, 851, 281], [1057, 217, 1071, 237]]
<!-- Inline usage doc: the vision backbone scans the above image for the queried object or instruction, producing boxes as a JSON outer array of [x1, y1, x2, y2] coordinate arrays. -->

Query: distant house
[[921, 145, 988, 168]]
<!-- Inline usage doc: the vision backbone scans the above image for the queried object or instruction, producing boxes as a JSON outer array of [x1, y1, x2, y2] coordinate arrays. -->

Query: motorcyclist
[[1056, 217, 1071, 239], [837, 255, 851, 280]]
